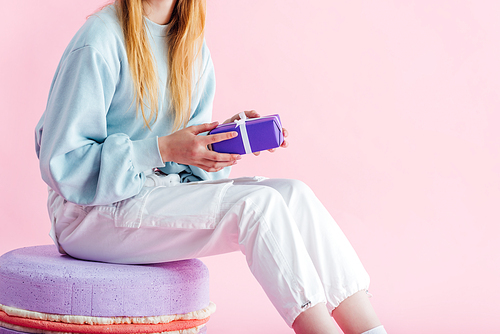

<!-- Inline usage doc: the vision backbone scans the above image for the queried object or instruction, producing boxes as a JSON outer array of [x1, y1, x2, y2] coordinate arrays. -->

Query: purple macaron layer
[[0, 245, 210, 317], [0, 328, 26, 334]]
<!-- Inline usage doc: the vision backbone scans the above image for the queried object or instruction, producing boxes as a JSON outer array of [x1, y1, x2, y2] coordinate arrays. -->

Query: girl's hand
[[223, 109, 260, 124], [255, 127, 289, 155], [158, 122, 241, 172], [268, 127, 289, 151]]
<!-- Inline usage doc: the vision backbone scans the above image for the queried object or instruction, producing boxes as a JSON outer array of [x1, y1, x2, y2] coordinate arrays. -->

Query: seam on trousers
[[327, 285, 370, 313], [138, 185, 167, 227], [213, 182, 233, 227], [289, 294, 328, 327], [244, 197, 304, 296]]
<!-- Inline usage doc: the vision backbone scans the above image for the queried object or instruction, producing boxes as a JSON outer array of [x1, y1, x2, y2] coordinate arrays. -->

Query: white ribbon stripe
[[234, 112, 253, 154]]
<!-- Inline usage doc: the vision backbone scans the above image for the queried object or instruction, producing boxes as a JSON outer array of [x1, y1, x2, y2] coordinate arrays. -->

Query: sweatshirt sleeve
[[189, 46, 232, 181], [159, 42, 231, 181], [37, 46, 164, 206]]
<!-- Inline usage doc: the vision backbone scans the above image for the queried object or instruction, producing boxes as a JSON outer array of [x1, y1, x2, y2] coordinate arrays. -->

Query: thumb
[[190, 121, 219, 135]]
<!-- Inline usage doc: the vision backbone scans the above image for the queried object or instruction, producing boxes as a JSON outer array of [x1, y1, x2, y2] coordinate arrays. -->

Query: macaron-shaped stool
[[0, 245, 214, 334]]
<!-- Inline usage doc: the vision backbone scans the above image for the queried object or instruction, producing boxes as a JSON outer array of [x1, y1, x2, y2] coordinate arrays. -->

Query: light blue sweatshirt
[[35, 5, 230, 206]]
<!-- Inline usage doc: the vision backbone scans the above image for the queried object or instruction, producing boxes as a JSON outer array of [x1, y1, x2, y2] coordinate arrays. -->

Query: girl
[[35, 0, 387, 333]]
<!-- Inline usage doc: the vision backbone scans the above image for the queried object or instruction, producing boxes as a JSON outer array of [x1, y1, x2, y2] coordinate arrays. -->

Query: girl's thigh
[[56, 177, 295, 264]]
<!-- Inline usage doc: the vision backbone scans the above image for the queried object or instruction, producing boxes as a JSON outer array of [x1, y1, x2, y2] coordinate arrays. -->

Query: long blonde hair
[[116, 0, 206, 130]]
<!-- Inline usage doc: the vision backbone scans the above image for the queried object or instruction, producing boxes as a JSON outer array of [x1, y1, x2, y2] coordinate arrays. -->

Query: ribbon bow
[[234, 112, 253, 154]]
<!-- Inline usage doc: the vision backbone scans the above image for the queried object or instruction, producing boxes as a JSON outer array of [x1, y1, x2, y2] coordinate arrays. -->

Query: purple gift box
[[210, 113, 284, 154]]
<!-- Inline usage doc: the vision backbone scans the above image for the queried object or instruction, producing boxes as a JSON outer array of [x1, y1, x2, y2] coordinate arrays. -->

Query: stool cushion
[[0, 245, 213, 334], [0, 245, 209, 317]]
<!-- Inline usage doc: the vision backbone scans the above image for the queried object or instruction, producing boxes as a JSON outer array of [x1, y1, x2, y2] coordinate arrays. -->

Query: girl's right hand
[[158, 122, 241, 172]]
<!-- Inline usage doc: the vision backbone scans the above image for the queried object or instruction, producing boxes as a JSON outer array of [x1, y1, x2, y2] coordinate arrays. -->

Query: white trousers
[[48, 173, 370, 326]]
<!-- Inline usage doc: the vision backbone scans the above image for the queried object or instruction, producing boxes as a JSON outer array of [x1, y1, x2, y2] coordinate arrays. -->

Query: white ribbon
[[234, 112, 253, 154]]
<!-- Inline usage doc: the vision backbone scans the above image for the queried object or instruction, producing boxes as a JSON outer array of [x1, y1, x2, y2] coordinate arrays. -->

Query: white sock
[[361, 325, 387, 334]]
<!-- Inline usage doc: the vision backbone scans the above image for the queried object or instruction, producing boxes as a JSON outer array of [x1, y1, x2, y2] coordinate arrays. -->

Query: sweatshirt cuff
[[130, 136, 165, 173]]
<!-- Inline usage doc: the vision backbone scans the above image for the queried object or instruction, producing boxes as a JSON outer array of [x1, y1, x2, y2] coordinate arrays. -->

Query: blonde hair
[[116, 0, 206, 130]]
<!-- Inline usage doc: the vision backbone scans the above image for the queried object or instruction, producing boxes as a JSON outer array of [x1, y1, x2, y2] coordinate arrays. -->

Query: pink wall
[[1, 1, 499, 332]]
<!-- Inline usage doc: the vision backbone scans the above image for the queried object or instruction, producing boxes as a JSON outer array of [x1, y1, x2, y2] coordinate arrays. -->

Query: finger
[[282, 127, 289, 137], [224, 116, 237, 124], [253, 151, 261, 156], [268, 148, 276, 153], [227, 114, 242, 123], [204, 150, 241, 162], [225, 110, 259, 124], [190, 121, 219, 134], [245, 110, 260, 118], [281, 140, 289, 148], [198, 158, 238, 172], [205, 131, 239, 144], [197, 164, 228, 173]]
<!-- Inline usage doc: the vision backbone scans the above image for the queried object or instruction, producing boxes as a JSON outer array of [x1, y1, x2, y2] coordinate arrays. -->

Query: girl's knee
[[263, 179, 315, 205], [285, 179, 312, 194], [245, 185, 285, 207], [235, 186, 290, 227]]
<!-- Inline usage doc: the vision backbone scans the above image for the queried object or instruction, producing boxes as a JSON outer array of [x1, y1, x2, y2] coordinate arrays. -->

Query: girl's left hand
[[223, 109, 260, 124], [224, 110, 289, 156]]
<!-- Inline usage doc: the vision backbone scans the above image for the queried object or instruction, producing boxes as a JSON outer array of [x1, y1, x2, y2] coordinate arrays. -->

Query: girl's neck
[[143, 0, 176, 25]]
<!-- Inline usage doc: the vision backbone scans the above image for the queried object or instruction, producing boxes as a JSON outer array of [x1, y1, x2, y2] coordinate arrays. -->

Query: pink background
[[1, 1, 499, 332]]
